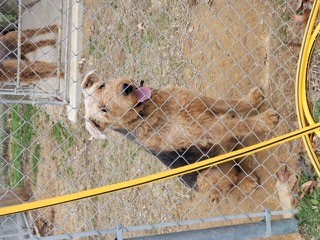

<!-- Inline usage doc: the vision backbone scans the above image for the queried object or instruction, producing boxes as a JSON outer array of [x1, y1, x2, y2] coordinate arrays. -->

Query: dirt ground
[[16, 0, 307, 239]]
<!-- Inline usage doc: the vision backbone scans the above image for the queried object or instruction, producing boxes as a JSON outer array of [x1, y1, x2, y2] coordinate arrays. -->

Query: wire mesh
[[0, 0, 69, 105], [0, 0, 310, 239]]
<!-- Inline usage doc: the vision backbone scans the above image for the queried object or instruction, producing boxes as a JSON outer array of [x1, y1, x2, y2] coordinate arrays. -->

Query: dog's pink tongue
[[135, 87, 152, 103]]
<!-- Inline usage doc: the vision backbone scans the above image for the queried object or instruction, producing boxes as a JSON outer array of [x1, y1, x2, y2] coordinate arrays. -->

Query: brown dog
[[82, 71, 279, 201], [0, 25, 62, 84]]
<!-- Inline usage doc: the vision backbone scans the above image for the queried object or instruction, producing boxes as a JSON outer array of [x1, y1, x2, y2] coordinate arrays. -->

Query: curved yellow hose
[[295, 0, 320, 176], [302, 23, 320, 136], [0, 123, 320, 216]]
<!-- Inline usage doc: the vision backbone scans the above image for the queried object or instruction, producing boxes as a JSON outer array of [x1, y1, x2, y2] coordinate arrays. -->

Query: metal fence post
[[264, 208, 272, 238], [116, 224, 124, 240]]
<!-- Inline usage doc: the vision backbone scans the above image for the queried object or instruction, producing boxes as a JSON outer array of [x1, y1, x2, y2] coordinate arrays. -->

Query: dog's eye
[[100, 106, 109, 113], [98, 83, 106, 90], [121, 83, 134, 96]]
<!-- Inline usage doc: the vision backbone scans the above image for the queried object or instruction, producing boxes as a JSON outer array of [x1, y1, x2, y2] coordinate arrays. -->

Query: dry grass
[[4, 1, 311, 239]]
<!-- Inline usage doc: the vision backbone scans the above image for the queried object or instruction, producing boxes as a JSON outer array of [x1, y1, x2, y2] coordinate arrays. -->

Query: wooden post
[[0, 188, 31, 207]]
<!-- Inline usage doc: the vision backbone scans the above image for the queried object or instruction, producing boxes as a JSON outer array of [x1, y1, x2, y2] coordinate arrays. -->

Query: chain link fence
[[0, 0, 68, 105], [0, 0, 311, 239]]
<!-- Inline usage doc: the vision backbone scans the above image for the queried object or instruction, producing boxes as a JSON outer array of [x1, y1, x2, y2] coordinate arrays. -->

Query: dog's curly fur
[[82, 71, 279, 201]]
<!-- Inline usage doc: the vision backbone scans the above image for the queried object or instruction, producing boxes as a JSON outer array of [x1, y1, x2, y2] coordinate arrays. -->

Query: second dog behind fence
[[0, 25, 63, 85], [82, 71, 279, 202]]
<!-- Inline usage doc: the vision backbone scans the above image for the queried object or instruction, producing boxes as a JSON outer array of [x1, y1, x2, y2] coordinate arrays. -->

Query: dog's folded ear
[[86, 118, 107, 140], [82, 70, 100, 90]]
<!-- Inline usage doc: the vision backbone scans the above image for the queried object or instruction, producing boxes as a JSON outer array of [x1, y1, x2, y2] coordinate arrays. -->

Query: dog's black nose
[[121, 83, 134, 96]]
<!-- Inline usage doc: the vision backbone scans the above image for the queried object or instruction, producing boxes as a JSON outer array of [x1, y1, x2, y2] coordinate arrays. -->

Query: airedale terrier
[[0, 25, 62, 84], [82, 71, 279, 201]]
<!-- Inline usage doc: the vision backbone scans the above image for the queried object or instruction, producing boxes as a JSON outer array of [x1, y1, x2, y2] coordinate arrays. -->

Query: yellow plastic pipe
[[0, 123, 319, 216], [295, 0, 320, 176]]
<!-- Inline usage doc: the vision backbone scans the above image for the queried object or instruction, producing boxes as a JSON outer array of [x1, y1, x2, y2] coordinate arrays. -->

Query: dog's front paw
[[197, 180, 221, 203], [197, 168, 234, 204], [247, 87, 264, 108], [206, 189, 222, 204], [261, 109, 279, 130], [238, 173, 259, 194]]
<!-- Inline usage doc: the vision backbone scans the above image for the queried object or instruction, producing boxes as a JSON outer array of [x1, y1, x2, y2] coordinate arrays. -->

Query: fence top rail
[[37, 209, 298, 240]]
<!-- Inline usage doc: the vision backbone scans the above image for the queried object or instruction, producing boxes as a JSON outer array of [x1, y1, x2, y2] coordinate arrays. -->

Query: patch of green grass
[[66, 166, 74, 176], [155, 12, 171, 30], [32, 143, 41, 181], [88, 37, 97, 55], [10, 105, 38, 187], [313, 99, 320, 122], [129, 147, 139, 160], [110, 1, 118, 9], [98, 42, 106, 53], [0, 13, 16, 31], [103, 140, 109, 148], [125, 36, 134, 53], [52, 122, 75, 150], [278, 25, 289, 42], [281, 12, 291, 22], [145, 34, 154, 44], [52, 122, 63, 143], [0, 14, 16, 23], [116, 19, 125, 32], [88, 37, 106, 57], [298, 182, 320, 239]]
